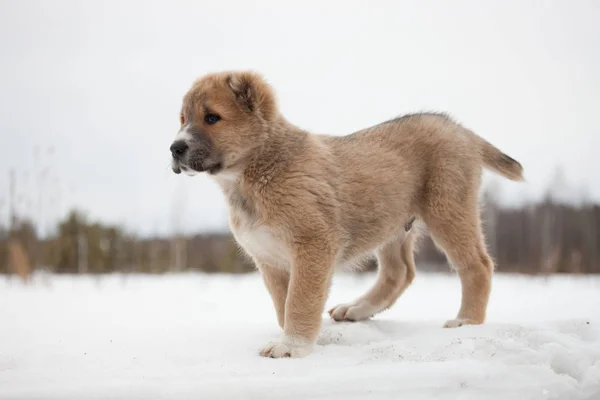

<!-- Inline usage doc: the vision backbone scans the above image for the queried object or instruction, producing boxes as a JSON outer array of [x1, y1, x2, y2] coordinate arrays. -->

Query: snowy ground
[[1, 272, 599, 400]]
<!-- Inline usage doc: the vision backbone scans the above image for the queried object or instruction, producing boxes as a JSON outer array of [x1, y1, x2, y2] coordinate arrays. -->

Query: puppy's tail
[[468, 130, 524, 181]]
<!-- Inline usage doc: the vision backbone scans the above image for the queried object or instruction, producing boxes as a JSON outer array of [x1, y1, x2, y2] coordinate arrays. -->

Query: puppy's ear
[[227, 72, 254, 111], [227, 72, 277, 121]]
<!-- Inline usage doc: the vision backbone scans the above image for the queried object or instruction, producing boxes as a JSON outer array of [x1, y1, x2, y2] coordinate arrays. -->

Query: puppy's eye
[[205, 114, 221, 125], [180, 112, 185, 125]]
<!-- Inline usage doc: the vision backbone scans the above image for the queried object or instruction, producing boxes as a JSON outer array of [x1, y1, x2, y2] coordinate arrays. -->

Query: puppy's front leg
[[259, 242, 334, 358], [257, 262, 289, 329]]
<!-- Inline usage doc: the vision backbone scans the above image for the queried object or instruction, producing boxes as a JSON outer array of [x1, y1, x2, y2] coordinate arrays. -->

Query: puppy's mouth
[[205, 162, 223, 174], [171, 159, 223, 175]]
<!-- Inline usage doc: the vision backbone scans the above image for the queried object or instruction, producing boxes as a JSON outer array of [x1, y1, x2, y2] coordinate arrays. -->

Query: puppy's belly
[[332, 252, 377, 273]]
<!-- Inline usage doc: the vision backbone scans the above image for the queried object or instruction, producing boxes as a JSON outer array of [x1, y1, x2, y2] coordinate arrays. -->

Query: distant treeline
[[1, 195, 599, 276]]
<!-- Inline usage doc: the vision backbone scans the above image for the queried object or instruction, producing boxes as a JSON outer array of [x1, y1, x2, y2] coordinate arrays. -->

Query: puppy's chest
[[229, 205, 291, 269]]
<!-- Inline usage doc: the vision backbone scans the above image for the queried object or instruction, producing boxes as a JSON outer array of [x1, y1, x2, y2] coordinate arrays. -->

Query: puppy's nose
[[170, 141, 188, 159]]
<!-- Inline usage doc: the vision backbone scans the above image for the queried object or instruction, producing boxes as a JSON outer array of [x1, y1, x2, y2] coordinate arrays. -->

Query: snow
[[1, 272, 600, 400]]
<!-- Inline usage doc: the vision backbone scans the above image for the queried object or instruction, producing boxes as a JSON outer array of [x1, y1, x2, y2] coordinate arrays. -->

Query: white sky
[[0, 0, 599, 236]]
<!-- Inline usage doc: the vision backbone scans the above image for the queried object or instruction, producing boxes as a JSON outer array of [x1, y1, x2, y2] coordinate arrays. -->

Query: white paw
[[328, 300, 377, 322], [443, 318, 482, 328], [259, 337, 314, 358]]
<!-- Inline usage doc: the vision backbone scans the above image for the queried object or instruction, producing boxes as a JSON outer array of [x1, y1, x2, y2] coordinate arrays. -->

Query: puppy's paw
[[259, 338, 314, 358], [328, 300, 376, 322], [443, 318, 483, 328]]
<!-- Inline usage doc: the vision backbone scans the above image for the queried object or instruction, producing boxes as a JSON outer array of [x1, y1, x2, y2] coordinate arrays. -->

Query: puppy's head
[[170, 71, 278, 176]]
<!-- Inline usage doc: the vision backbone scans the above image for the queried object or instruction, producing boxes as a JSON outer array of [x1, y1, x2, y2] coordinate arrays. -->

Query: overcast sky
[[1, 0, 598, 236]]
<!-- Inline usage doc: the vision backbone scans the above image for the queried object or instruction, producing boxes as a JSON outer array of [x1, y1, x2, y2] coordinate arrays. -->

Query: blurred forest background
[[2, 164, 599, 282]]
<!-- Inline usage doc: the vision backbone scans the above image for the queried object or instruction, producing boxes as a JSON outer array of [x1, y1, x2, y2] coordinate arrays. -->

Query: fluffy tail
[[469, 131, 524, 181]]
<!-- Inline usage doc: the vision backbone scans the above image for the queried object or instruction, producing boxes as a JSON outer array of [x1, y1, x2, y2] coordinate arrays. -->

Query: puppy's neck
[[211, 169, 243, 189], [244, 121, 306, 184], [211, 117, 307, 205]]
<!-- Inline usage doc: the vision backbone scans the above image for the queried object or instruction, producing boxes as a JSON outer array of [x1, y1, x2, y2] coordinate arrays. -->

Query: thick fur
[[170, 71, 524, 358]]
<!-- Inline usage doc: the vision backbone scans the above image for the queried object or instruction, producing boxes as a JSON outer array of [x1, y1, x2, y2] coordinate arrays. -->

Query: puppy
[[170, 71, 524, 358]]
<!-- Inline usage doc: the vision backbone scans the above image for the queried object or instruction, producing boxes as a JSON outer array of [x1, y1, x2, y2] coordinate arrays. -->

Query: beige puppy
[[170, 71, 524, 358]]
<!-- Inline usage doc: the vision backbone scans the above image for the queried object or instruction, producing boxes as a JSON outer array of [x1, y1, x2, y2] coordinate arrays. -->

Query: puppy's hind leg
[[425, 208, 493, 328], [329, 230, 418, 322]]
